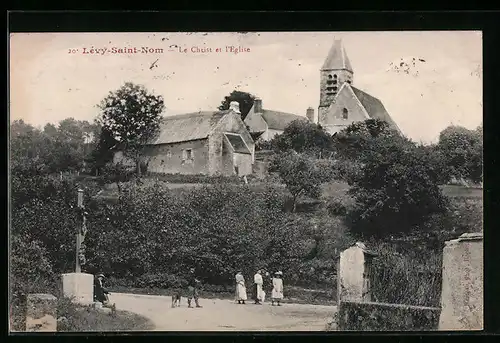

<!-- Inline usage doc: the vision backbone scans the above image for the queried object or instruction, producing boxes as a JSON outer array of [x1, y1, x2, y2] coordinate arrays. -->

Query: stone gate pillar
[[439, 232, 483, 330], [337, 242, 378, 303]]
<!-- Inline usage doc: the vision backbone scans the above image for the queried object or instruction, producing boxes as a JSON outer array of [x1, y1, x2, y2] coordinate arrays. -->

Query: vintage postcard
[[9, 31, 483, 332]]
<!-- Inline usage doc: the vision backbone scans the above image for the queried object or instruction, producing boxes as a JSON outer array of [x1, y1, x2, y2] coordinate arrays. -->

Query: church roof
[[350, 86, 401, 133], [261, 110, 307, 131], [322, 39, 353, 72], [151, 110, 229, 145]]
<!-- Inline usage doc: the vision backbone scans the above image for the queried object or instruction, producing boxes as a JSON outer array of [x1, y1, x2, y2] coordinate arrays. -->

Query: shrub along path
[[110, 292, 336, 331]]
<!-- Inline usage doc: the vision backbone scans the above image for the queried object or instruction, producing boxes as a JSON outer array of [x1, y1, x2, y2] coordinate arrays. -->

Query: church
[[314, 39, 401, 135], [245, 39, 400, 141]]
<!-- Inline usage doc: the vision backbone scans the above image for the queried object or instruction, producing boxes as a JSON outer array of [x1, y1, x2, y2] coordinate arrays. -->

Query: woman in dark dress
[[93, 273, 110, 303]]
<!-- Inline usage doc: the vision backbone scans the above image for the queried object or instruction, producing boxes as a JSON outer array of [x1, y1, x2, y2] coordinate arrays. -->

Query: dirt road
[[111, 293, 336, 331]]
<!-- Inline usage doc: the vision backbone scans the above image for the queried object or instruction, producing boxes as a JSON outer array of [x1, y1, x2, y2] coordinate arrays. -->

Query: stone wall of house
[[439, 232, 483, 330], [233, 152, 253, 176], [337, 300, 440, 331], [244, 111, 268, 134], [209, 112, 255, 176], [142, 139, 210, 175]]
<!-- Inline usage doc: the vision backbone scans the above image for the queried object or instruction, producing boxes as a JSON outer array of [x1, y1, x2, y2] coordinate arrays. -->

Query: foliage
[[144, 172, 244, 184], [218, 90, 256, 120], [10, 118, 96, 174], [436, 125, 483, 184], [369, 239, 442, 307], [96, 82, 165, 176], [56, 297, 154, 332], [269, 151, 334, 212], [347, 136, 449, 237], [332, 119, 401, 161], [87, 127, 117, 175], [270, 120, 334, 157]]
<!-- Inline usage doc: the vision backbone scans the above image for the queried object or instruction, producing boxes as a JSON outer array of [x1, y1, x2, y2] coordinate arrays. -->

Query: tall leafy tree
[[332, 119, 401, 161], [436, 125, 483, 184], [218, 90, 255, 120], [269, 151, 334, 212], [97, 82, 165, 177], [270, 120, 334, 157], [347, 136, 449, 237]]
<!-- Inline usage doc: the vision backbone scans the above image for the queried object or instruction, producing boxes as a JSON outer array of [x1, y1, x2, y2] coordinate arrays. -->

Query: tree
[[332, 119, 401, 161], [269, 151, 334, 212], [218, 90, 255, 120], [347, 136, 449, 237], [270, 120, 334, 157], [436, 125, 483, 184], [97, 82, 165, 177]]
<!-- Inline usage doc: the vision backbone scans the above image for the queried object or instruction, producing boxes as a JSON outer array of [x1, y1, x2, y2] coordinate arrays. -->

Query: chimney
[[306, 107, 316, 123], [229, 101, 241, 114], [253, 98, 263, 113]]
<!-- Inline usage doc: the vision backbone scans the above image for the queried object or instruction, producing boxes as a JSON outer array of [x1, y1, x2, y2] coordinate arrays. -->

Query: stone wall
[[439, 232, 483, 330], [142, 139, 210, 175], [337, 300, 441, 331]]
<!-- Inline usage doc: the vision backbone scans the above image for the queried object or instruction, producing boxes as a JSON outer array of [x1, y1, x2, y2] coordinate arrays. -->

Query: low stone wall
[[337, 300, 441, 331]]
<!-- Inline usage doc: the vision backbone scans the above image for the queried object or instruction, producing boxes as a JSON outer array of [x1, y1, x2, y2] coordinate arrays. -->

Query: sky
[[10, 31, 482, 143]]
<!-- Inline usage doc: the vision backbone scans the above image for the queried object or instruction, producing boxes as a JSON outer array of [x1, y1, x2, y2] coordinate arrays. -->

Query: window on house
[[342, 108, 349, 119], [347, 80, 352, 84], [186, 149, 193, 160], [333, 86, 338, 91], [328, 74, 333, 79], [333, 74, 338, 79]]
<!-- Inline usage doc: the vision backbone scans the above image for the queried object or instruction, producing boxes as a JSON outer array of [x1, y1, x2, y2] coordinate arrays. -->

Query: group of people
[[235, 270, 284, 306], [93, 268, 284, 310]]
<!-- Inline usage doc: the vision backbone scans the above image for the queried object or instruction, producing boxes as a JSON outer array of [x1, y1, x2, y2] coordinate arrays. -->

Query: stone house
[[113, 102, 255, 176], [244, 98, 309, 141], [315, 39, 401, 135]]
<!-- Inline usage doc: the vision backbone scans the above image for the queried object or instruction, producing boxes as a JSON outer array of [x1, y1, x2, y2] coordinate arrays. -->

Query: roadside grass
[[10, 296, 154, 332]]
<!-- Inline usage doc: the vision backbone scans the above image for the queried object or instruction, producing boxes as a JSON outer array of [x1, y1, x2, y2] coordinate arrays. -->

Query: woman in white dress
[[271, 271, 284, 306], [235, 271, 248, 304]]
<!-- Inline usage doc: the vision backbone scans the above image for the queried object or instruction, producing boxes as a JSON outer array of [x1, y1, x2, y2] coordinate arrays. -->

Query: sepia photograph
[[9, 31, 483, 332]]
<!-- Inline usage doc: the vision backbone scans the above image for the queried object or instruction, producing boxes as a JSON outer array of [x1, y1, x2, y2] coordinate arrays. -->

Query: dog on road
[[171, 292, 182, 308]]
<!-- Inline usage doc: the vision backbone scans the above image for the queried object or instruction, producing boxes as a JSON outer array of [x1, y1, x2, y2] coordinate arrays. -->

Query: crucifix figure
[[76, 188, 88, 273]]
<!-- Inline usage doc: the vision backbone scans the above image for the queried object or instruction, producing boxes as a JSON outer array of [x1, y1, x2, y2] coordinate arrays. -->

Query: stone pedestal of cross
[[61, 188, 93, 305]]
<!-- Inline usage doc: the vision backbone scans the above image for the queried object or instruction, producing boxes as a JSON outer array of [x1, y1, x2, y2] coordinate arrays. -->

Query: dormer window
[[342, 108, 349, 119]]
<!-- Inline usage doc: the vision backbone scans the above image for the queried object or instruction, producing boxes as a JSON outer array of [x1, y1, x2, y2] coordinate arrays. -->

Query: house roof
[[350, 86, 401, 133], [322, 39, 353, 72], [224, 133, 251, 154], [151, 110, 229, 145], [261, 109, 307, 131]]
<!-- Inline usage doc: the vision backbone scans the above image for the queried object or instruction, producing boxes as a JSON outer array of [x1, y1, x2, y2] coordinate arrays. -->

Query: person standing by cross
[[187, 268, 202, 308]]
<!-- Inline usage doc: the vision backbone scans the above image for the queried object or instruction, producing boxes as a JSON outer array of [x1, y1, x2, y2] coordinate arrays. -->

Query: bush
[[369, 240, 442, 307], [347, 137, 449, 237], [143, 172, 243, 184]]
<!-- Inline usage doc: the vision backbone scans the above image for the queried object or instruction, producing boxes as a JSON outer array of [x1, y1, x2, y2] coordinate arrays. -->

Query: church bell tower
[[318, 39, 354, 124]]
